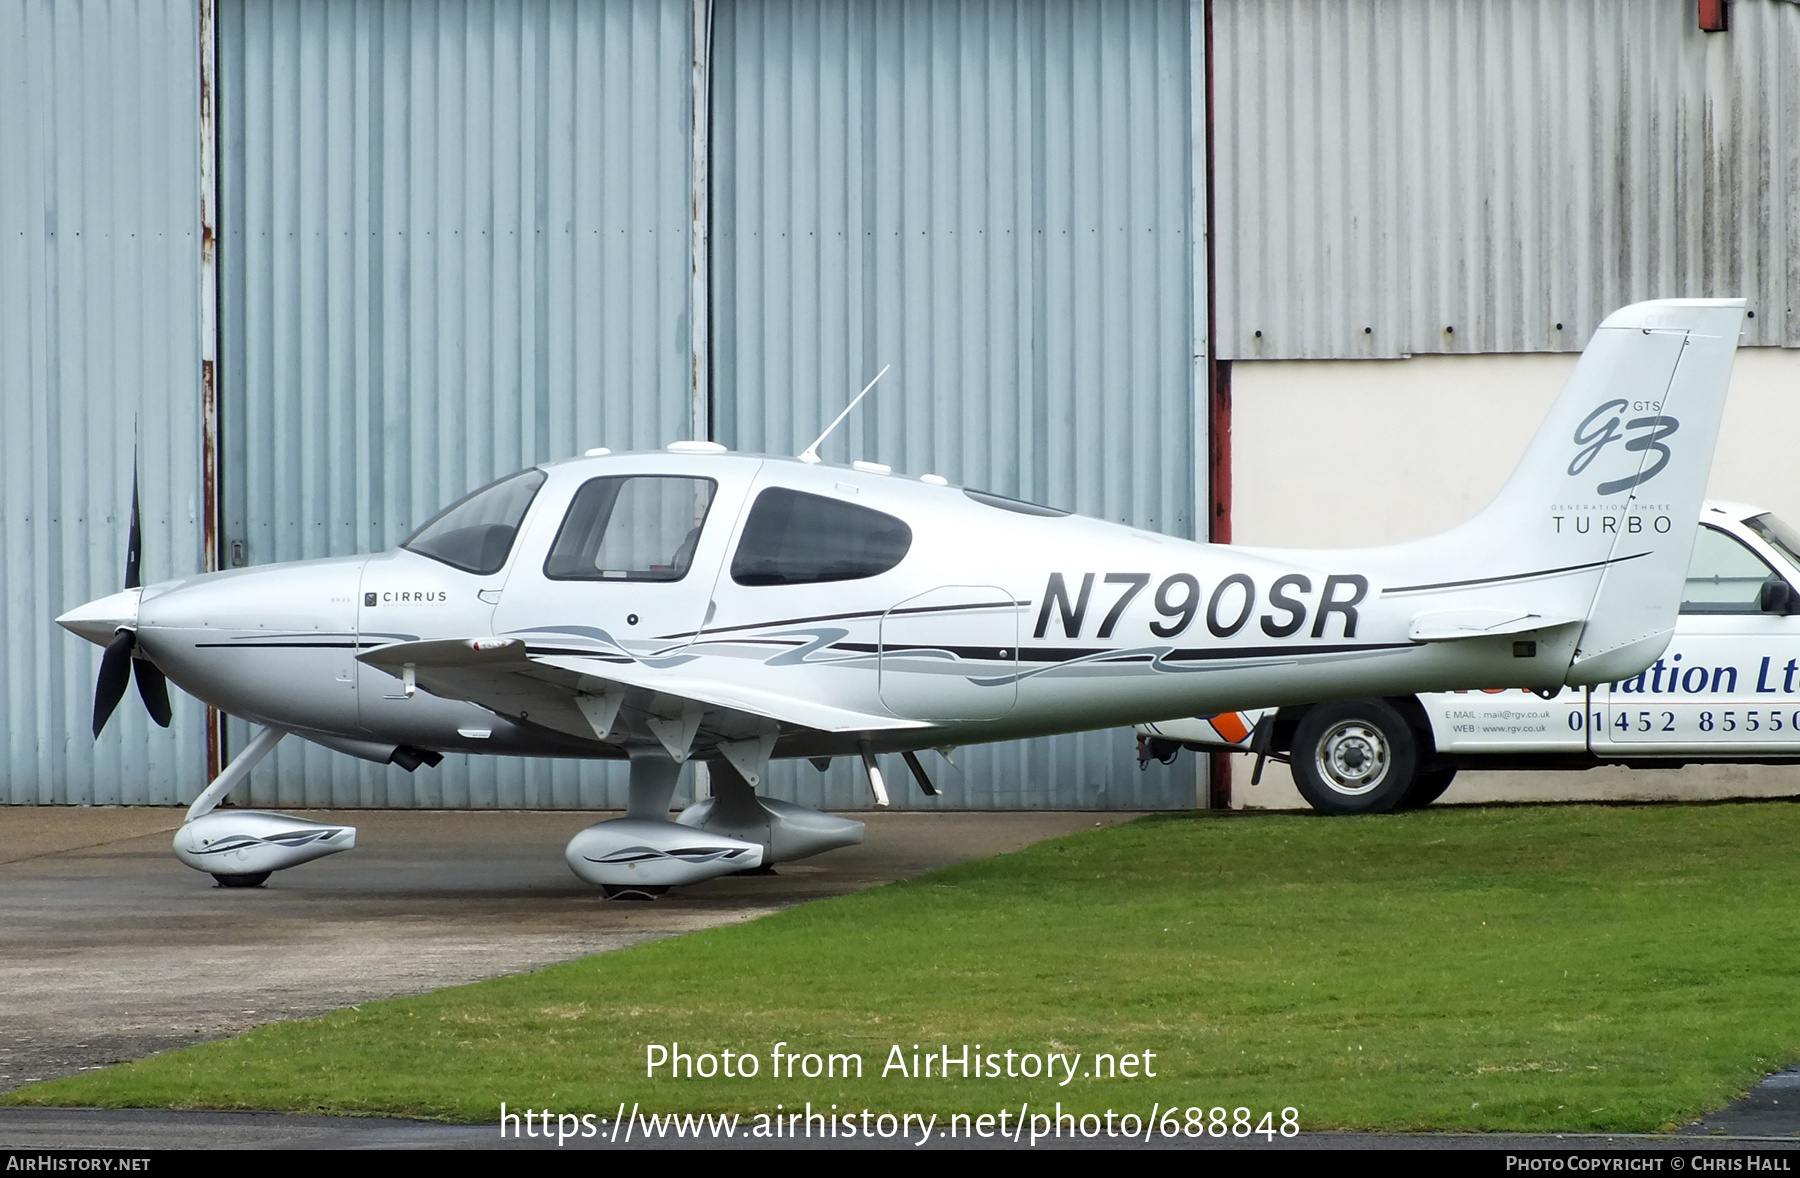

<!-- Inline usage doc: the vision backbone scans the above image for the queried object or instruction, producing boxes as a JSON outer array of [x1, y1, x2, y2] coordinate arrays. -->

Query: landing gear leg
[[624, 748, 682, 820], [185, 724, 287, 821], [704, 759, 777, 874]]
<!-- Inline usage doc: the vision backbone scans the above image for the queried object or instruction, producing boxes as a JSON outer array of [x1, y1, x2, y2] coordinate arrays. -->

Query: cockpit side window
[[403, 468, 547, 575], [1681, 525, 1782, 614], [544, 476, 716, 582], [730, 487, 912, 586]]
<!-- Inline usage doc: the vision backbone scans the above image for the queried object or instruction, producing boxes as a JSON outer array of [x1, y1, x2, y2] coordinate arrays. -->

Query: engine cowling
[[173, 810, 356, 878]]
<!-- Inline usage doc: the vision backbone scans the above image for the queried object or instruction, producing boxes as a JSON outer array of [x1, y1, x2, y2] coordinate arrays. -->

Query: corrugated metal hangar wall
[[0, 0, 209, 804], [1, 0, 1199, 809], [1215, 0, 1800, 359], [6, 0, 1799, 809], [711, 0, 1197, 807]]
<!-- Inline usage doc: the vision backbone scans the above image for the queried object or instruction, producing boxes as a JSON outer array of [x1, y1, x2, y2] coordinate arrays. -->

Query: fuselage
[[65, 447, 1612, 766]]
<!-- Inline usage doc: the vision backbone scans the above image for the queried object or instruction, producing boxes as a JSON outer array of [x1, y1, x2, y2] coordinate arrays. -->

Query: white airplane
[[58, 299, 1744, 897]]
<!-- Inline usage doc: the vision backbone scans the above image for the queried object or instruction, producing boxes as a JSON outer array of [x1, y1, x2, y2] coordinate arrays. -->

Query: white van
[[1138, 502, 1800, 814]]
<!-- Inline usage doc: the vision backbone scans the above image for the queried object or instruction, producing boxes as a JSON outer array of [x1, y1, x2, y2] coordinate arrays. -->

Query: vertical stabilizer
[[1554, 301, 1745, 681], [1407, 299, 1745, 683]]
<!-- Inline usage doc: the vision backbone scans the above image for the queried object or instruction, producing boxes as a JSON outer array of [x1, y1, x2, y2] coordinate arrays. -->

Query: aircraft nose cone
[[56, 587, 143, 647]]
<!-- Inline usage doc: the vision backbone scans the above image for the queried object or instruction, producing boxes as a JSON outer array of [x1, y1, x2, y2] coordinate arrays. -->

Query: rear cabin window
[[730, 487, 912, 586], [544, 476, 716, 582], [403, 468, 546, 575], [1680, 525, 1782, 614]]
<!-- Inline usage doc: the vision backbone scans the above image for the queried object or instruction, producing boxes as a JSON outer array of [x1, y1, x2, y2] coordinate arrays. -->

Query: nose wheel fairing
[[174, 810, 357, 878], [170, 725, 358, 885]]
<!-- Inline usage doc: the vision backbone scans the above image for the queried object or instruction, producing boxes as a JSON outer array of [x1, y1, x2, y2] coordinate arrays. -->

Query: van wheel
[[1291, 700, 1418, 815], [1397, 768, 1457, 810]]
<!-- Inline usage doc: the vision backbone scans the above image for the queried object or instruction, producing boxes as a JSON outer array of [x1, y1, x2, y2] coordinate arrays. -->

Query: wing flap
[[356, 638, 926, 739], [529, 653, 929, 733]]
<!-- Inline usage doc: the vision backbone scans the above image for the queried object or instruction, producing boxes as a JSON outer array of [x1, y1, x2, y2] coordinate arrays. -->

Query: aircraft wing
[[355, 638, 928, 750]]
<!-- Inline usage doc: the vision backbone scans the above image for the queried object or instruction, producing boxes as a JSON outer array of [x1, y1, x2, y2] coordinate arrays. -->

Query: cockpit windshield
[[403, 468, 547, 575]]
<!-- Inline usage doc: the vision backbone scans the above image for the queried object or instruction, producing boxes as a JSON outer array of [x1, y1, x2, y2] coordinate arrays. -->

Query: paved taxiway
[[0, 807, 1135, 1092], [5, 805, 1798, 1150], [0, 1101, 1795, 1149]]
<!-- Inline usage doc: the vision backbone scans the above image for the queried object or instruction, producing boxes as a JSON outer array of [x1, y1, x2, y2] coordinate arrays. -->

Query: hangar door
[[217, 0, 695, 809], [711, 0, 1201, 809], [214, 0, 1203, 811]]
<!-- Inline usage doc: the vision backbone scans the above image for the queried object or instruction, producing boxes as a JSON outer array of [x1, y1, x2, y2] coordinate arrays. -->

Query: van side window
[[730, 488, 912, 586], [1681, 525, 1781, 614], [544, 476, 716, 582]]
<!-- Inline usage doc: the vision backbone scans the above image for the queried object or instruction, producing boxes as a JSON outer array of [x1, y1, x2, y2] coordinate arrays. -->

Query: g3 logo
[[1569, 399, 1680, 495]]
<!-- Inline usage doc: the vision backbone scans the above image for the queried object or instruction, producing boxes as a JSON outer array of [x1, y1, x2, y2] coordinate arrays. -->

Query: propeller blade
[[92, 631, 136, 737], [124, 461, 142, 591], [134, 658, 173, 728]]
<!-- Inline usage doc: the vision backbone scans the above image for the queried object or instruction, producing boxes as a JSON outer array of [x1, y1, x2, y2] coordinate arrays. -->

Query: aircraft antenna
[[798, 364, 890, 465]]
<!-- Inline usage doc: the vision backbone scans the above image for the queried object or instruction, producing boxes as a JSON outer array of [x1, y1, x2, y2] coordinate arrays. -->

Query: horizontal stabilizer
[[1407, 610, 1580, 642]]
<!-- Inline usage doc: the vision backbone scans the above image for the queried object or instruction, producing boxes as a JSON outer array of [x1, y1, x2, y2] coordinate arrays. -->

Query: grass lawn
[[10, 802, 1800, 1133]]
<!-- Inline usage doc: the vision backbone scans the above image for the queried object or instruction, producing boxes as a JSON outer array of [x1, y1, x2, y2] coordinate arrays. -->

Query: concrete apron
[[0, 807, 1137, 1093]]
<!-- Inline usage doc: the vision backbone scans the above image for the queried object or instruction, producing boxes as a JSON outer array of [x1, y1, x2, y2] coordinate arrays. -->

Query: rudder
[[1560, 300, 1745, 682]]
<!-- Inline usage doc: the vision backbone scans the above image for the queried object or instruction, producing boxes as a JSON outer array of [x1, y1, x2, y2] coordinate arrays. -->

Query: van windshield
[[1745, 513, 1800, 572]]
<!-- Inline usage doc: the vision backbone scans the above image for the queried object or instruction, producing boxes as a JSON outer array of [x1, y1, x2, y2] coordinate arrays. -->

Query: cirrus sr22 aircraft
[[58, 299, 1745, 897]]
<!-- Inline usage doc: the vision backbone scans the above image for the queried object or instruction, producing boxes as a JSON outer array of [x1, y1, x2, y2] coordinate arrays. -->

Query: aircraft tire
[[1396, 768, 1457, 810], [1290, 700, 1418, 815], [212, 872, 271, 888], [600, 883, 669, 901]]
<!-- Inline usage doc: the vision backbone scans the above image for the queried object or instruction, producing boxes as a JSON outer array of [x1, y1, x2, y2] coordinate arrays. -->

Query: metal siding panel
[[713, 0, 1199, 810], [0, 0, 208, 806], [1216, 0, 1800, 360], [220, 0, 693, 808]]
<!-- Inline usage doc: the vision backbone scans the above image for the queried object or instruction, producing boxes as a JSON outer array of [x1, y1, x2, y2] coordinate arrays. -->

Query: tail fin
[[1425, 298, 1745, 683]]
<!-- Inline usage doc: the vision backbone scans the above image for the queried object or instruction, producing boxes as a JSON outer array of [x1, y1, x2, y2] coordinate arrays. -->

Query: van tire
[[1290, 700, 1418, 815], [1397, 768, 1457, 810]]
